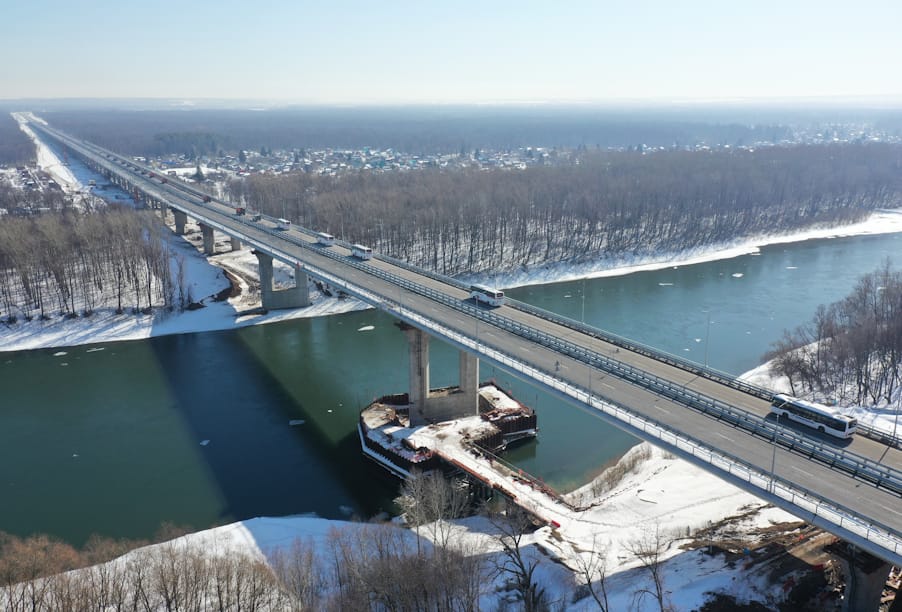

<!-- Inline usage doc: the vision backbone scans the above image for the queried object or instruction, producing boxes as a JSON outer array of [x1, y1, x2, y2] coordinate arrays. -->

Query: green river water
[[1, 232, 899, 545]]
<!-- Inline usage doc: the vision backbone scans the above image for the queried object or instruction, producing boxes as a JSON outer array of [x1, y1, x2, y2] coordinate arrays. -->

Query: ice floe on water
[[85, 347, 105, 353], [357, 325, 375, 332], [200, 439, 210, 446], [53, 351, 67, 357], [786, 266, 798, 270], [731, 272, 744, 278], [288, 419, 306, 426], [658, 282, 674, 286]]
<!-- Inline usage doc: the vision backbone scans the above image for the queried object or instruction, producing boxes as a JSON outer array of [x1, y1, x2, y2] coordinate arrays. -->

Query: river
[[1, 232, 899, 545]]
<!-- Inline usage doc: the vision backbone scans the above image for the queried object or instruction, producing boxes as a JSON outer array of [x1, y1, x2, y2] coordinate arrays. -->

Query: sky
[[1, 0, 901, 105]]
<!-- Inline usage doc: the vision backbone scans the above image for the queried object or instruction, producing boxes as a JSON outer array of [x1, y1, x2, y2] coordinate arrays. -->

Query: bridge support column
[[230, 236, 241, 251], [253, 251, 310, 310], [405, 326, 480, 426], [173, 210, 188, 235], [840, 547, 891, 612], [200, 223, 215, 255], [406, 327, 430, 420]]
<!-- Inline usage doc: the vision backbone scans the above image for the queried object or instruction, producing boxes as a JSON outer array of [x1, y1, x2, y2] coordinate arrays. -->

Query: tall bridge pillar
[[200, 223, 215, 255], [173, 210, 188, 235], [839, 546, 891, 612], [253, 251, 310, 310], [230, 236, 241, 251], [405, 326, 480, 426], [406, 327, 430, 416]]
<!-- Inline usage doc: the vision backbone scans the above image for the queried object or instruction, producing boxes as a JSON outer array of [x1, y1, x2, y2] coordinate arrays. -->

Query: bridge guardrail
[[39, 121, 902, 496], [260, 241, 902, 559], [238, 221, 902, 499], [368, 232, 901, 450], [367, 286, 902, 562]]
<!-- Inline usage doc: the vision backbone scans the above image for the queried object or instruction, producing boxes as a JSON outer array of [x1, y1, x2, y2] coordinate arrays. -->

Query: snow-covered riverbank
[[484, 207, 902, 289], [20, 442, 804, 611]]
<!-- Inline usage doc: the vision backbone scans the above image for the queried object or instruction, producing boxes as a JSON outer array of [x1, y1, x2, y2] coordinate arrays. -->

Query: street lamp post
[[704, 310, 712, 368], [581, 277, 587, 323]]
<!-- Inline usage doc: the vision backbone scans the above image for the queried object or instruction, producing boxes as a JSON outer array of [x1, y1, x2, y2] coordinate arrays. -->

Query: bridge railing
[[361, 283, 902, 563], [229, 218, 902, 499], [364, 232, 902, 450]]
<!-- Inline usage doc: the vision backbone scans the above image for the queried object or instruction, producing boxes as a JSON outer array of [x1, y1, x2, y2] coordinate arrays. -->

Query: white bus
[[316, 232, 336, 246], [351, 244, 373, 260], [770, 394, 858, 439], [469, 284, 505, 307], [277, 218, 291, 230]]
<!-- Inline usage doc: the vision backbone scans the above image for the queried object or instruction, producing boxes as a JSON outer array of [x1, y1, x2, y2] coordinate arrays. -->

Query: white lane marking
[[790, 465, 814, 478]]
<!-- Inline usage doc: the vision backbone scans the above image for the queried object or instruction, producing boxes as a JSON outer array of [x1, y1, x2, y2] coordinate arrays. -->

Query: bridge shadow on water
[[146, 322, 400, 533]]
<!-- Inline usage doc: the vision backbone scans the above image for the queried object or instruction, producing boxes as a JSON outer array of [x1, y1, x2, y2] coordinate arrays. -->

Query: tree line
[[0, 208, 190, 323], [766, 260, 902, 407], [0, 469, 689, 611], [230, 142, 902, 276], [0, 113, 36, 166], [44, 107, 796, 158]]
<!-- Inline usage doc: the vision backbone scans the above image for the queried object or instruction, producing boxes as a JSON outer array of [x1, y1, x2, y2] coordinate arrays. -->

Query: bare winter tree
[[488, 505, 548, 612], [398, 469, 471, 554], [572, 534, 610, 611], [626, 523, 674, 612]]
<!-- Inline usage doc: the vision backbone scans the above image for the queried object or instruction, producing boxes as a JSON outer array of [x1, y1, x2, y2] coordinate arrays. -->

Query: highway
[[29, 118, 902, 565]]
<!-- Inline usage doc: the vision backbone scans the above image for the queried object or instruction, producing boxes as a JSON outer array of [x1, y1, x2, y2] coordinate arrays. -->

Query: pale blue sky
[[2, 0, 900, 103]]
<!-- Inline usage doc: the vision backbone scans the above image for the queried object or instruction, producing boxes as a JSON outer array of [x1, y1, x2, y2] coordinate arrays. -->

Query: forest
[[0, 207, 190, 323], [42, 107, 797, 157], [767, 260, 902, 408], [231, 142, 902, 276], [0, 112, 36, 166]]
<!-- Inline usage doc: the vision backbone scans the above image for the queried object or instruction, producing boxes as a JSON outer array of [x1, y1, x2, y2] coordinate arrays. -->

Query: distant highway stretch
[[29, 118, 902, 565]]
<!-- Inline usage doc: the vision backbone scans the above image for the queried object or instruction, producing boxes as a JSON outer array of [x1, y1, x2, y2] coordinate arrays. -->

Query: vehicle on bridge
[[277, 218, 291, 230], [470, 284, 505, 307], [235, 207, 246, 216], [351, 244, 373, 260], [770, 394, 858, 438], [249, 211, 261, 221], [202, 195, 212, 203], [316, 232, 335, 246]]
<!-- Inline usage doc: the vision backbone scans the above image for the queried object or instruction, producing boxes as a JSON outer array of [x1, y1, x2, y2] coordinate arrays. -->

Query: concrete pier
[[253, 251, 310, 310], [173, 210, 188, 235], [405, 326, 480, 426], [200, 223, 215, 255], [230, 236, 241, 251]]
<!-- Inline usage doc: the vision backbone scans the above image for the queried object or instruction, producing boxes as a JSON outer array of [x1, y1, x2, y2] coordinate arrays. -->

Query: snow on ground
[[44, 442, 801, 610], [11, 112, 81, 193], [484, 207, 902, 289], [0, 221, 368, 353]]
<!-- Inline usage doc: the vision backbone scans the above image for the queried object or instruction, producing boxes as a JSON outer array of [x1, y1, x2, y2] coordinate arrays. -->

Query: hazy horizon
[[3, 1, 900, 105]]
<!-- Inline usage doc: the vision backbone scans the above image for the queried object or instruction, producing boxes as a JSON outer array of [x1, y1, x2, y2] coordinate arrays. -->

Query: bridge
[[28, 118, 902, 572]]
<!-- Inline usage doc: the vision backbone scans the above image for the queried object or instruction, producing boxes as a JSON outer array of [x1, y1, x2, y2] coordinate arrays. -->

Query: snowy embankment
[[0, 221, 368, 353], [12, 112, 81, 194], [485, 207, 902, 289], [38, 443, 801, 611]]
